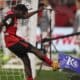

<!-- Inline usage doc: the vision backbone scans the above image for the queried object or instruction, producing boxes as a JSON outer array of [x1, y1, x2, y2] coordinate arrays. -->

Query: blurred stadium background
[[0, 0, 80, 80]]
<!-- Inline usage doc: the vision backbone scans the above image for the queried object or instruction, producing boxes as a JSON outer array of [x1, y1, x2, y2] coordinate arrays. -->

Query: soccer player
[[0, 4, 59, 80]]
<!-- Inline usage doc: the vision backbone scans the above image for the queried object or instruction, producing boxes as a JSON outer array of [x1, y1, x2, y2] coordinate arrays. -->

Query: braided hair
[[14, 4, 28, 12]]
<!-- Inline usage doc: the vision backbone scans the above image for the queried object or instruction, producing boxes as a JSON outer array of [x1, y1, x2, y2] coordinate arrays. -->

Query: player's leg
[[19, 40, 59, 70], [8, 42, 34, 80], [30, 44, 59, 70], [19, 54, 33, 80]]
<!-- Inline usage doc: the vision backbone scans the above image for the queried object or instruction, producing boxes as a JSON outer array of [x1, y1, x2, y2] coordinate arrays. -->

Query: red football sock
[[27, 76, 33, 80], [43, 56, 53, 66]]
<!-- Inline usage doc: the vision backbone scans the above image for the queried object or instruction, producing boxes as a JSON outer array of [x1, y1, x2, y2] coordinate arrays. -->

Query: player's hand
[[51, 61, 60, 71]]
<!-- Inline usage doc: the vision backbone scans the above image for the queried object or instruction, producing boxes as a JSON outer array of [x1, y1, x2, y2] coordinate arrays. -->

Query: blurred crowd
[[0, 0, 77, 27], [0, 0, 78, 27]]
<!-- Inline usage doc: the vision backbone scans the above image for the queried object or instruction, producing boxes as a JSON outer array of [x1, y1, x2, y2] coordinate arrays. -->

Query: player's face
[[15, 10, 24, 18], [24, 11, 28, 16]]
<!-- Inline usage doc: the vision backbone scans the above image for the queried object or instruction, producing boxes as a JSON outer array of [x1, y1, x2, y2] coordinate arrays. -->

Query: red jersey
[[3, 10, 21, 47]]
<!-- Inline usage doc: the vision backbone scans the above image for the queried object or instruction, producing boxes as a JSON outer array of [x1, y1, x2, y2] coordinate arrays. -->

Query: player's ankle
[[27, 76, 33, 80]]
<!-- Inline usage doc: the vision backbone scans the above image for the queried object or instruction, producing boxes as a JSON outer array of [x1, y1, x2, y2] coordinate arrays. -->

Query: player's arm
[[0, 22, 4, 32], [25, 10, 40, 18], [24, 5, 44, 19], [0, 17, 8, 32], [2, 14, 14, 27], [0, 14, 15, 32]]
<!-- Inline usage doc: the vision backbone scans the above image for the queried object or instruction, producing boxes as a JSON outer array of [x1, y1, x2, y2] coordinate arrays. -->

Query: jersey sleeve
[[2, 14, 15, 27]]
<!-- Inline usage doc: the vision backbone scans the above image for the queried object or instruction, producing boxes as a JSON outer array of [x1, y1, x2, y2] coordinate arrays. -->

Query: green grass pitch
[[0, 50, 80, 80], [0, 69, 79, 80]]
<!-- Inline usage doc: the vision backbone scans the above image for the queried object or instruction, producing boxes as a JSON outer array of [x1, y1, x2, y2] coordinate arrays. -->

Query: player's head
[[14, 4, 28, 18]]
